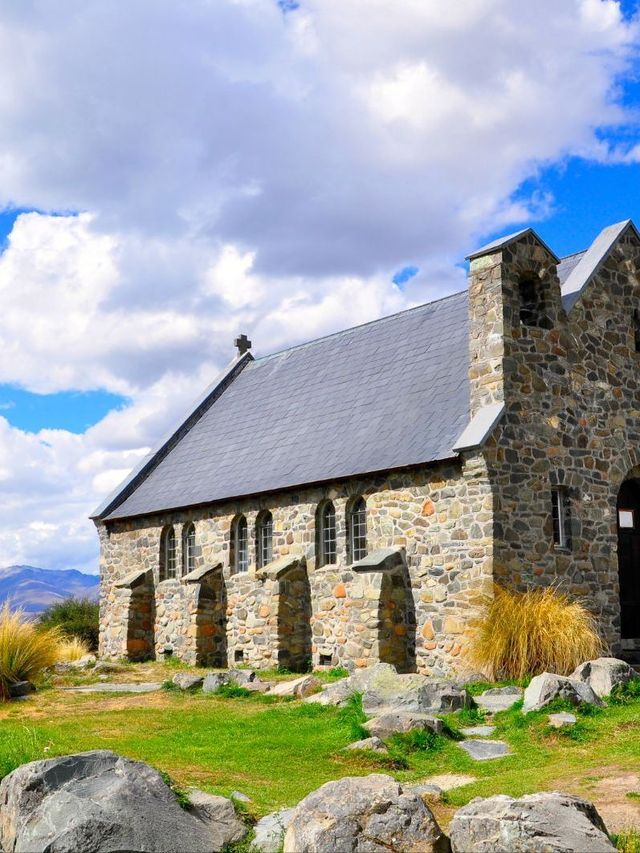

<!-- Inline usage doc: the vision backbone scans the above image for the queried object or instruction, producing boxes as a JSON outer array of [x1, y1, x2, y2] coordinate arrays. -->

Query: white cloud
[[0, 0, 636, 570]]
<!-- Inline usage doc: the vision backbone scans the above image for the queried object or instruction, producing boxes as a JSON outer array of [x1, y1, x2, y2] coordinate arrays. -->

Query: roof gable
[[561, 220, 640, 311]]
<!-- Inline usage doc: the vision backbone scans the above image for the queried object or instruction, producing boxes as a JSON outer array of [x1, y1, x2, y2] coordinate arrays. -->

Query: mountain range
[[0, 565, 100, 615]]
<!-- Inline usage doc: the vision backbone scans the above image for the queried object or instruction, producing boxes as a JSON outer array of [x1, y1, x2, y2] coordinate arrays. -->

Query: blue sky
[[0, 0, 638, 571]]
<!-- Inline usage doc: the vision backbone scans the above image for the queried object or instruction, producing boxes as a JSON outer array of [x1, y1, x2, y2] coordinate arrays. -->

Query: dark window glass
[[317, 501, 337, 566], [232, 515, 249, 573], [183, 523, 196, 575], [551, 488, 571, 550], [256, 511, 273, 568], [160, 526, 177, 580], [349, 497, 367, 562]]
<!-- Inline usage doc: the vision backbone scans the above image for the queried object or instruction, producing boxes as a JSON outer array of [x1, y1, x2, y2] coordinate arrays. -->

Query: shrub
[[38, 597, 99, 651], [468, 584, 604, 680], [57, 637, 92, 661], [0, 604, 63, 699]]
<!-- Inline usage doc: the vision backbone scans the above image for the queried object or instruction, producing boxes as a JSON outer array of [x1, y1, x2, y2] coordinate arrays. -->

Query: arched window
[[316, 500, 337, 567], [348, 497, 367, 562], [256, 510, 273, 569], [160, 526, 177, 581], [518, 274, 548, 328], [182, 523, 196, 575], [231, 515, 249, 573]]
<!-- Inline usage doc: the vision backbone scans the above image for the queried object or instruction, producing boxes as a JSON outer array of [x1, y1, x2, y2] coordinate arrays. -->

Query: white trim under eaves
[[452, 402, 505, 453]]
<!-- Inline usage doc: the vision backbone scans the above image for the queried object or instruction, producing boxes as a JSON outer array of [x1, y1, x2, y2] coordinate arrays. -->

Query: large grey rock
[[188, 789, 247, 850], [283, 774, 449, 853], [571, 657, 634, 698], [475, 686, 523, 713], [523, 672, 604, 713], [172, 672, 204, 690], [0, 750, 231, 852], [227, 668, 257, 686], [364, 712, 443, 739], [458, 740, 512, 761], [268, 675, 321, 698], [253, 808, 295, 853], [449, 791, 615, 852]]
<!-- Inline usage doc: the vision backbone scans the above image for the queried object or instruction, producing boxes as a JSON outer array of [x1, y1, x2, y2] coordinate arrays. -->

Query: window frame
[[231, 514, 249, 574], [182, 522, 196, 576], [316, 500, 337, 567], [348, 496, 368, 563], [551, 487, 572, 551], [160, 525, 177, 581], [255, 510, 273, 569]]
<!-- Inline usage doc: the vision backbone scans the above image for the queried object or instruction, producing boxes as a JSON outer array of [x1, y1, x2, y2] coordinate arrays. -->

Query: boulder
[[172, 672, 204, 690], [243, 680, 274, 693], [269, 675, 321, 699], [227, 668, 257, 686], [203, 673, 229, 693], [253, 808, 296, 853], [523, 673, 604, 713], [8, 681, 35, 699], [364, 712, 444, 739], [475, 686, 523, 713], [342, 736, 389, 754], [0, 750, 234, 852], [449, 791, 615, 852], [283, 774, 449, 853], [571, 657, 634, 698], [304, 678, 353, 706], [187, 789, 247, 850]]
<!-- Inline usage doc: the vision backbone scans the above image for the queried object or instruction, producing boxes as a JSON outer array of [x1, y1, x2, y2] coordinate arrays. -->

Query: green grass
[[614, 828, 640, 853], [4, 667, 640, 827]]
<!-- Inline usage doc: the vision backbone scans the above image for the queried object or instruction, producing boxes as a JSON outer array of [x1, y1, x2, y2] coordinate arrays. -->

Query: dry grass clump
[[0, 603, 63, 699], [469, 584, 605, 680], [56, 636, 92, 661]]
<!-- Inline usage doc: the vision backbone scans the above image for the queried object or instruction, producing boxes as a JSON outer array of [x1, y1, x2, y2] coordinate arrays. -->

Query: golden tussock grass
[[56, 636, 92, 661], [468, 584, 605, 680], [0, 603, 63, 698]]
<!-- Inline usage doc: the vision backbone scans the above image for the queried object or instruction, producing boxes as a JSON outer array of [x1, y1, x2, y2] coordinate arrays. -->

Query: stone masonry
[[97, 222, 640, 673]]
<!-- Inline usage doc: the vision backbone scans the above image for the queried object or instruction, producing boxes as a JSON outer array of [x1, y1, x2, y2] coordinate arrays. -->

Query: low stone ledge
[[351, 546, 405, 573], [114, 568, 153, 590], [181, 562, 223, 584]]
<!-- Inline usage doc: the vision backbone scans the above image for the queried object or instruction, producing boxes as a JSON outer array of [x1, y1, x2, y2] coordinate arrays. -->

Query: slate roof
[[101, 291, 471, 520]]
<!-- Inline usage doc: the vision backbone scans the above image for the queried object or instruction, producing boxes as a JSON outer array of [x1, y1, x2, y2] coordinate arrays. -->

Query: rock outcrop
[[283, 773, 449, 852], [522, 672, 604, 713], [449, 792, 615, 852], [570, 657, 634, 698], [0, 750, 245, 852]]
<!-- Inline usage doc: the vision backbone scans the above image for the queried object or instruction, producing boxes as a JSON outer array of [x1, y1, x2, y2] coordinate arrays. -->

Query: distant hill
[[0, 565, 99, 615]]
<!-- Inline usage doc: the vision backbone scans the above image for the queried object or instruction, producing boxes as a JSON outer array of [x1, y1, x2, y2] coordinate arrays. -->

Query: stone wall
[[467, 227, 640, 653], [98, 460, 494, 676]]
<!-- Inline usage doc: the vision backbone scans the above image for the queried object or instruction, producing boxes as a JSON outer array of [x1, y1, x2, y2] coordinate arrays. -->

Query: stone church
[[93, 219, 640, 676]]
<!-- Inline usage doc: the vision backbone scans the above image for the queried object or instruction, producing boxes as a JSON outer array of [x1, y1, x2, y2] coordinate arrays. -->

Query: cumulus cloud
[[0, 0, 636, 569]]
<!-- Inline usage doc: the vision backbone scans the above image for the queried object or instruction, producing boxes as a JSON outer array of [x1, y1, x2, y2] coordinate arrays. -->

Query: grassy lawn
[[2, 663, 640, 836]]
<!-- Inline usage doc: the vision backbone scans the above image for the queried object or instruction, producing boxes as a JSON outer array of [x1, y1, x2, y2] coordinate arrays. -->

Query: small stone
[[269, 675, 321, 699], [548, 712, 577, 728], [227, 669, 257, 686], [231, 790, 252, 803], [342, 736, 389, 754], [403, 782, 443, 801], [458, 739, 512, 761], [460, 725, 496, 737], [202, 673, 229, 693], [172, 672, 204, 691], [364, 712, 443, 739]]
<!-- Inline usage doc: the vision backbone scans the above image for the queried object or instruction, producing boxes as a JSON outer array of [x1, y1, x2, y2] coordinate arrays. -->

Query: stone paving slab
[[63, 682, 163, 694], [460, 725, 496, 737], [458, 739, 512, 761]]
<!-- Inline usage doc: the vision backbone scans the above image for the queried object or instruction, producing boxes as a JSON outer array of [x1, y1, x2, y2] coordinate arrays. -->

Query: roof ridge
[[254, 288, 468, 363], [559, 248, 587, 261]]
